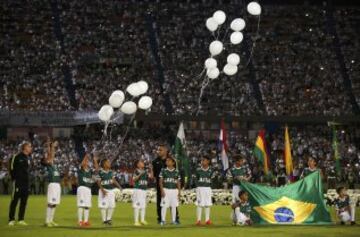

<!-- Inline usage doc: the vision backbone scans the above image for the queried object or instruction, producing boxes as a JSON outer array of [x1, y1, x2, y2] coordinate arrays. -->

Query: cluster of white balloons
[[204, 2, 262, 79], [98, 81, 153, 122]]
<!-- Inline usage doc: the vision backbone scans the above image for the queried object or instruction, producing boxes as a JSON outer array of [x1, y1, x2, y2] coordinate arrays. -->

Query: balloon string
[[196, 74, 211, 115], [111, 113, 136, 163], [245, 15, 261, 67]]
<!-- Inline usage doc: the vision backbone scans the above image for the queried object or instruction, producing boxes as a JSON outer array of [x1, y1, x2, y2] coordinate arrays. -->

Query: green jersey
[[334, 196, 350, 212], [195, 167, 214, 187], [46, 164, 61, 183], [78, 168, 94, 188], [159, 168, 180, 189], [301, 167, 318, 178], [227, 165, 251, 186], [133, 169, 148, 190], [236, 201, 252, 216], [99, 169, 114, 190]]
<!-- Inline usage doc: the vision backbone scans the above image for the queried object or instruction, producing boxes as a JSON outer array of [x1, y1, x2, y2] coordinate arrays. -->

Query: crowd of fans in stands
[[0, 1, 359, 115], [0, 125, 359, 194]]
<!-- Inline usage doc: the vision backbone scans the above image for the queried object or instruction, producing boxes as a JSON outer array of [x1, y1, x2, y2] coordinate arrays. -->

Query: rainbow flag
[[284, 126, 293, 176], [254, 129, 270, 175]]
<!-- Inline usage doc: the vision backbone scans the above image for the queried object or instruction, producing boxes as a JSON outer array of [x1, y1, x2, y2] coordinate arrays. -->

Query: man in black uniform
[[8, 142, 32, 226], [152, 144, 180, 224]]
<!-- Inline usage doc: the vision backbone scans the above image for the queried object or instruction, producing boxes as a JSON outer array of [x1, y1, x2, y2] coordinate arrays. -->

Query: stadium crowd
[[0, 1, 359, 115], [0, 125, 359, 195]]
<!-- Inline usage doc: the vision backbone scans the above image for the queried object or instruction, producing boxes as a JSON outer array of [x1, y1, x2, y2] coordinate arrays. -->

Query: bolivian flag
[[254, 129, 270, 175], [240, 171, 331, 224]]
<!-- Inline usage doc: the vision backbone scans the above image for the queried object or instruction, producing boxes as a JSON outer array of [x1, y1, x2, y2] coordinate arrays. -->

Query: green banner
[[240, 171, 331, 224]]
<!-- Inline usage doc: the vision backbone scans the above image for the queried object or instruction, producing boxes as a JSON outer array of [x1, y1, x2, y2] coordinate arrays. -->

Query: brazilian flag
[[240, 171, 331, 224]]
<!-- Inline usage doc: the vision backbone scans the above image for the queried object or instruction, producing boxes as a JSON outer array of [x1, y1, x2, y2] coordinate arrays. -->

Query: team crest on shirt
[[102, 202, 106, 206], [52, 198, 56, 202], [136, 202, 140, 206], [80, 200, 84, 203]]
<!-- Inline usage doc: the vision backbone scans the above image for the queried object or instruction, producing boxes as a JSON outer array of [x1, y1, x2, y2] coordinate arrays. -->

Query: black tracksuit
[[152, 156, 179, 222], [8, 152, 30, 221]]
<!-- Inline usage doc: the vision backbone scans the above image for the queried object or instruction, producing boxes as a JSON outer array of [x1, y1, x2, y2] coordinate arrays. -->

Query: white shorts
[[98, 189, 116, 209], [196, 187, 212, 207], [77, 186, 92, 207], [47, 183, 61, 205], [233, 208, 250, 224], [161, 188, 179, 208], [339, 211, 351, 222], [132, 189, 147, 209], [232, 185, 241, 203]]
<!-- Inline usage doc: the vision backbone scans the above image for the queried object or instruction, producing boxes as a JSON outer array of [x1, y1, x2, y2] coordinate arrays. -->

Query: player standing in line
[[43, 139, 61, 227], [159, 156, 181, 226], [97, 158, 122, 226], [226, 155, 252, 203], [334, 187, 356, 225], [132, 159, 153, 226], [194, 155, 214, 226], [76, 153, 99, 227]]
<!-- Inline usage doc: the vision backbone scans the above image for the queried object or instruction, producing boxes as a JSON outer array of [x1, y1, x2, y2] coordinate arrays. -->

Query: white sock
[[78, 208, 83, 222], [196, 207, 202, 221], [235, 207, 241, 223], [134, 208, 140, 223], [46, 207, 52, 223], [205, 207, 210, 222], [161, 206, 167, 222], [351, 205, 356, 221], [140, 208, 146, 222], [50, 207, 56, 222], [171, 206, 177, 223], [84, 209, 90, 222], [107, 208, 114, 221], [101, 209, 107, 222]]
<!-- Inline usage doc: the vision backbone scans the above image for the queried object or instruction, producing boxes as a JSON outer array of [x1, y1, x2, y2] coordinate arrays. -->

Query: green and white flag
[[174, 122, 190, 185]]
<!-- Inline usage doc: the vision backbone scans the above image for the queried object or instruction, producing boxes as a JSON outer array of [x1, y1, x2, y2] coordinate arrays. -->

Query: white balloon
[[230, 32, 243, 45], [138, 96, 153, 110], [137, 81, 149, 95], [109, 91, 125, 108], [120, 101, 137, 115], [247, 2, 261, 15], [204, 58, 217, 69], [209, 41, 223, 56], [227, 53, 240, 66], [213, 10, 226, 25], [230, 18, 246, 31], [223, 64, 238, 76], [206, 67, 220, 79], [206, 17, 218, 32], [98, 105, 114, 122], [126, 83, 142, 97]]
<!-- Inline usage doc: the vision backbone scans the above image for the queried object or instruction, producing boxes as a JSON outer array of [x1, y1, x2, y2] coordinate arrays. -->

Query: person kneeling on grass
[[43, 140, 61, 227], [97, 158, 122, 226], [159, 156, 181, 226], [132, 159, 153, 226], [194, 155, 215, 226], [335, 187, 356, 225], [232, 190, 252, 226], [76, 153, 99, 227]]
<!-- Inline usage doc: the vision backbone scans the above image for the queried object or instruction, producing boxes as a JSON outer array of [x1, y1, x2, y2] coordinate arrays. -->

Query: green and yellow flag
[[284, 126, 293, 176], [240, 171, 331, 224]]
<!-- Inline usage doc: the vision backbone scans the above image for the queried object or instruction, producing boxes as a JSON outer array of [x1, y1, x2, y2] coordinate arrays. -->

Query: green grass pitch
[[0, 196, 359, 237]]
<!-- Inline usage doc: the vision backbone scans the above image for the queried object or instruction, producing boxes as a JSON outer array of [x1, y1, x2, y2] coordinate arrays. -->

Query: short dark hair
[[202, 155, 211, 161], [336, 186, 345, 194], [239, 190, 248, 198], [20, 142, 31, 151], [233, 155, 244, 161]]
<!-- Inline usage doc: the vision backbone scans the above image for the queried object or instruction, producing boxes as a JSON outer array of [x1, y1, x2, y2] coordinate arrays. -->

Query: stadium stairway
[[49, 0, 78, 110], [325, 0, 360, 115], [49, 0, 84, 159], [145, 13, 174, 114]]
